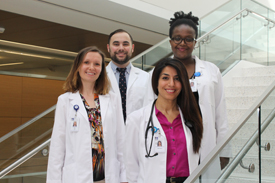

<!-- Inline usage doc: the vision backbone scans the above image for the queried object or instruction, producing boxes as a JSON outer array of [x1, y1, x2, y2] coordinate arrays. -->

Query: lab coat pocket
[[62, 163, 76, 183]]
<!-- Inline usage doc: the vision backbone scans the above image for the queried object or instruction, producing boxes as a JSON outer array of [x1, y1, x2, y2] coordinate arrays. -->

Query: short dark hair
[[152, 58, 203, 153], [169, 11, 199, 39], [108, 29, 134, 44], [63, 46, 110, 95]]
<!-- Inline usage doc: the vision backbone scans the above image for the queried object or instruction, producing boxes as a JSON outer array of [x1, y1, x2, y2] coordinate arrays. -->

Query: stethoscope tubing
[[145, 99, 158, 158]]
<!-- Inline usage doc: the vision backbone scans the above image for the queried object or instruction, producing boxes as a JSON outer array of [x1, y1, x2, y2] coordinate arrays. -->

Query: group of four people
[[46, 11, 230, 183]]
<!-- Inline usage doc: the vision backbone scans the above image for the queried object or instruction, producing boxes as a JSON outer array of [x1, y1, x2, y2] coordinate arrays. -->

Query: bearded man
[[106, 29, 149, 123]]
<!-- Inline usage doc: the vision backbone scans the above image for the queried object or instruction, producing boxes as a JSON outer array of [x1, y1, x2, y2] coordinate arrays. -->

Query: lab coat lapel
[[127, 63, 138, 93], [98, 94, 109, 124], [151, 108, 166, 142], [106, 63, 120, 94], [194, 56, 206, 96], [69, 91, 89, 122], [194, 56, 205, 83]]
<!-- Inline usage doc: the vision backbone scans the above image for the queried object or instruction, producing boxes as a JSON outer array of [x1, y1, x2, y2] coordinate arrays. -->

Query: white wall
[[1, 0, 274, 46], [0, 0, 169, 45], [254, 0, 275, 10], [140, 0, 231, 18], [0, 0, 233, 46]]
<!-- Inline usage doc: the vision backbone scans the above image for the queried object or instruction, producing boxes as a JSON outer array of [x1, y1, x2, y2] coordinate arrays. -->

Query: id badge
[[189, 79, 198, 92], [155, 132, 165, 153], [71, 116, 79, 132]]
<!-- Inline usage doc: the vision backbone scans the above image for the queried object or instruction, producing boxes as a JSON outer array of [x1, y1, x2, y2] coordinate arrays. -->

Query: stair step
[[227, 173, 275, 183], [227, 106, 275, 130], [225, 86, 268, 97], [241, 66, 275, 77], [226, 96, 275, 109], [226, 96, 258, 109], [230, 137, 275, 156], [231, 76, 274, 86]]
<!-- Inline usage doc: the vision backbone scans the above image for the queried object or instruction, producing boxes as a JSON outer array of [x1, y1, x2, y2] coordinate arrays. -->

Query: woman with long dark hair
[[124, 58, 203, 183]]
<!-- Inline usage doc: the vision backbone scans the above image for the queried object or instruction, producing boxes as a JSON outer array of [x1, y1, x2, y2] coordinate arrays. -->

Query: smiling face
[[157, 66, 182, 103], [78, 52, 102, 86], [169, 24, 196, 61], [107, 32, 135, 67]]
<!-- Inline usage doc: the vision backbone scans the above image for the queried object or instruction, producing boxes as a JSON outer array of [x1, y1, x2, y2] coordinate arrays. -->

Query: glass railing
[[1, 0, 275, 181], [132, 9, 275, 73], [0, 141, 49, 182], [193, 8, 275, 73], [259, 87, 275, 182], [0, 106, 54, 174], [199, 0, 275, 36], [198, 0, 275, 68], [185, 80, 275, 183], [0, 39, 75, 80], [130, 38, 172, 72]]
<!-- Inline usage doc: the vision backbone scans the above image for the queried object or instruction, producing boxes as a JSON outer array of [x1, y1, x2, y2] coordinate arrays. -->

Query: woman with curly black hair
[[144, 11, 231, 183], [168, 10, 230, 180]]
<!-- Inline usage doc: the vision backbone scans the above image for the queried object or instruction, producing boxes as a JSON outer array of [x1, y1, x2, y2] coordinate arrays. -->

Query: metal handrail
[[0, 71, 67, 81], [0, 39, 76, 62], [0, 105, 56, 143], [217, 105, 275, 182], [0, 139, 51, 179], [129, 36, 170, 63], [196, 8, 275, 44], [130, 8, 275, 66], [196, 9, 248, 43], [185, 80, 275, 183]]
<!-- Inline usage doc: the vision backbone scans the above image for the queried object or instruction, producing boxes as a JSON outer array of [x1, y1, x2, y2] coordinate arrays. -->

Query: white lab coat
[[46, 91, 126, 183], [124, 102, 200, 183], [192, 56, 231, 182], [106, 62, 149, 118], [144, 56, 231, 182]]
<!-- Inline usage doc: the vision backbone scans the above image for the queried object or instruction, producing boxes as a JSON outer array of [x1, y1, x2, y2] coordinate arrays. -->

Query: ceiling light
[[0, 27, 5, 33], [0, 62, 24, 67]]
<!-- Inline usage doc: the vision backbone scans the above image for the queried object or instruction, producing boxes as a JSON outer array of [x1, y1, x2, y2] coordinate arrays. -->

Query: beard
[[111, 52, 131, 65]]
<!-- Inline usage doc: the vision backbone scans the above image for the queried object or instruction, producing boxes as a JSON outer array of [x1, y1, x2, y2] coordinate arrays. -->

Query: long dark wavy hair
[[152, 58, 203, 153]]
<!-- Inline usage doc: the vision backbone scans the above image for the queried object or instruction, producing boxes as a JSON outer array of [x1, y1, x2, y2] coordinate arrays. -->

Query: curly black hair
[[169, 11, 199, 39]]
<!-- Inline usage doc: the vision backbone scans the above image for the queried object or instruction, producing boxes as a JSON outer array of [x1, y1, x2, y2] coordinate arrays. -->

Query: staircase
[[223, 60, 275, 182]]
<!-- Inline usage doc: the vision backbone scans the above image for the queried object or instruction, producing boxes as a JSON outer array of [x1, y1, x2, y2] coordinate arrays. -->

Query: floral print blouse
[[80, 93, 105, 181]]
